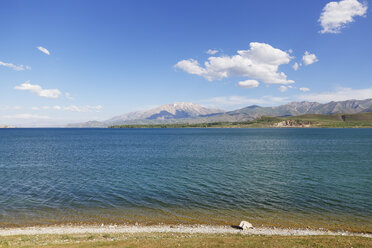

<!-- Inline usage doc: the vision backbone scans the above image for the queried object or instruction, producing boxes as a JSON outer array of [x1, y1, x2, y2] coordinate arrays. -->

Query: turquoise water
[[0, 128, 371, 230]]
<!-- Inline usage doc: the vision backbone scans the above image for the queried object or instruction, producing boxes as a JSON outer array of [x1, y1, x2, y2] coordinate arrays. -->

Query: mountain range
[[67, 98, 372, 127], [67, 102, 224, 127]]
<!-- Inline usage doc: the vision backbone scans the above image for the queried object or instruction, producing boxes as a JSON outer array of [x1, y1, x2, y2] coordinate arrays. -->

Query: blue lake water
[[0, 128, 371, 231]]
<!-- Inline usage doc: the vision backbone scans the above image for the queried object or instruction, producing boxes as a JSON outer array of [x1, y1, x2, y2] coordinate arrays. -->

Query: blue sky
[[0, 0, 371, 126]]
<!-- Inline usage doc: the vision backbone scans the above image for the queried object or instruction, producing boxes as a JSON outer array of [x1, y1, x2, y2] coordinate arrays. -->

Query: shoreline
[[0, 224, 371, 238]]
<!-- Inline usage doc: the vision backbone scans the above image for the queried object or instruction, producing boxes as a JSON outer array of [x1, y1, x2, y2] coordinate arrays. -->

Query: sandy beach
[[0, 224, 371, 237]]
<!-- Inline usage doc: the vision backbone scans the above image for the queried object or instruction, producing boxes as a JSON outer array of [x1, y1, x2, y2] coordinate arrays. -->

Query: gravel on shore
[[0, 225, 371, 237]]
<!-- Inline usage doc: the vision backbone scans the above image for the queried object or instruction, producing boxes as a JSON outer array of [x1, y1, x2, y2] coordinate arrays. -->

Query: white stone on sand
[[239, 221, 253, 230]]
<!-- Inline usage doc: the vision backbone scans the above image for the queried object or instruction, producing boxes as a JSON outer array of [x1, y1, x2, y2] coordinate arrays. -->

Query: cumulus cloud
[[2, 114, 50, 119], [297, 87, 372, 102], [299, 87, 310, 92], [319, 0, 368, 34], [302, 51, 319, 66], [175, 42, 294, 85], [293, 62, 299, 71], [37, 46, 50, 55], [279, 86, 288, 92], [237, 80, 260, 88], [14, 81, 61, 99], [206, 49, 219, 55], [0, 61, 31, 71]]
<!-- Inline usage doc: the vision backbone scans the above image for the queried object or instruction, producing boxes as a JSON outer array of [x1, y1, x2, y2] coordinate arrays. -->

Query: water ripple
[[0, 128, 371, 230]]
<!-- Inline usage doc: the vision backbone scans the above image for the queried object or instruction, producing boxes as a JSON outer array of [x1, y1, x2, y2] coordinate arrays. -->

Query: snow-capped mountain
[[107, 102, 224, 123], [67, 98, 372, 127], [67, 102, 224, 127]]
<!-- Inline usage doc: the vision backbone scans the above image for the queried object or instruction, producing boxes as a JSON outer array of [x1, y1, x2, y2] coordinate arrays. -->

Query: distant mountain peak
[[104, 102, 224, 124], [246, 105, 261, 109], [170, 102, 197, 106], [155, 102, 212, 115], [67, 98, 372, 127]]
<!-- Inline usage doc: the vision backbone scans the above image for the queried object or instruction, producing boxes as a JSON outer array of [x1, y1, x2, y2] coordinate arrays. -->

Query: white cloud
[[299, 87, 310, 92], [201, 96, 266, 108], [63, 105, 82, 112], [200, 95, 288, 109], [279, 86, 288, 92], [2, 114, 50, 119], [37, 46, 50, 55], [175, 42, 294, 85], [35, 105, 103, 112], [206, 49, 219, 55], [297, 87, 372, 102], [14, 81, 61, 99], [0, 106, 22, 111], [319, 0, 368, 34], [237, 80, 260, 88], [0, 61, 31, 71], [63, 105, 103, 112], [293, 62, 299, 71], [264, 96, 288, 103], [302, 51, 319, 66]]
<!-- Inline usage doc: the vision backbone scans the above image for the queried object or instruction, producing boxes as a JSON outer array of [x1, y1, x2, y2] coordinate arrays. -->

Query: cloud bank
[[200, 95, 288, 109], [298, 87, 372, 102], [38, 105, 103, 112], [2, 114, 50, 120], [175, 42, 294, 85]]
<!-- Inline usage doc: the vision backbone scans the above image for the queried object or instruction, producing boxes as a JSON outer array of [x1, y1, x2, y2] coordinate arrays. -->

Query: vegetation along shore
[[110, 112, 372, 128]]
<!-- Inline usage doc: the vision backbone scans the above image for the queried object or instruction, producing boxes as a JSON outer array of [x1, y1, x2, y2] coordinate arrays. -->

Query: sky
[[0, 0, 371, 126]]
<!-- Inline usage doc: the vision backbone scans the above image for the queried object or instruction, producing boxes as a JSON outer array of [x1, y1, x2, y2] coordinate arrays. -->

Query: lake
[[0, 128, 371, 231]]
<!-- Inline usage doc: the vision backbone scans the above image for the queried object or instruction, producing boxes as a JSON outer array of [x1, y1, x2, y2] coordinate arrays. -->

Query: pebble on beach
[[239, 221, 253, 230]]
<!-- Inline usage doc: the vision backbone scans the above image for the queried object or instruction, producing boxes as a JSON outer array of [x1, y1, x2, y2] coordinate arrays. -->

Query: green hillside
[[284, 112, 372, 127], [110, 112, 372, 128]]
